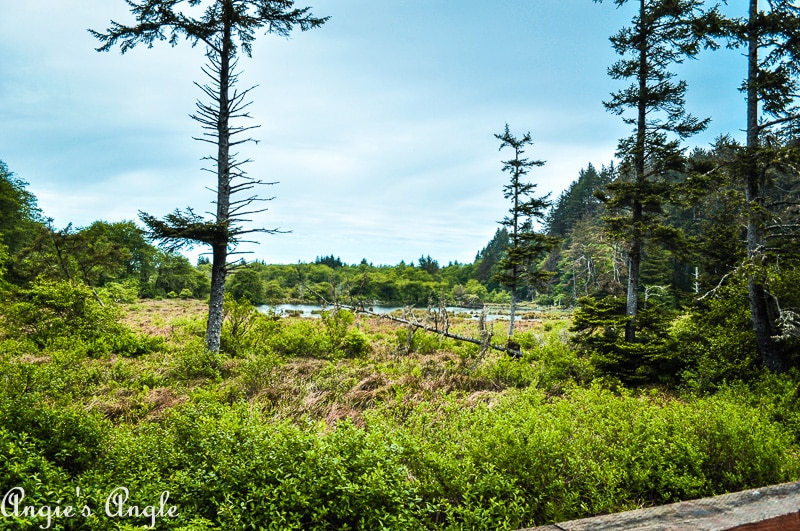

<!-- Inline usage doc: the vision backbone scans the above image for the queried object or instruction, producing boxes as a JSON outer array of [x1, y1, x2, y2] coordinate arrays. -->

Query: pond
[[257, 303, 534, 321]]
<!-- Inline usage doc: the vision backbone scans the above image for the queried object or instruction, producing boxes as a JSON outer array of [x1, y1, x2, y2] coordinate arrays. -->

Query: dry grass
[[121, 298, 207, 337], [38, 298, 562, 425]]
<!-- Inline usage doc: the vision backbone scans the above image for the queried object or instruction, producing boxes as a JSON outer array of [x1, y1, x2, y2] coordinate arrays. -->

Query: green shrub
[[367, 385, 800, 528], [2, 279, 159, 357], [672, 281, 761, 391], [339, 328, 372, 358], [237, 351, 284, 398], [265, 309, 370, 360], [157, 403, 427, 530], [4, 279, 120, 346], [0, 393, 108, 476], [98, 278, 140, 304], [393, 327, 451, 355], [171, 340, 225, 381], [267, 319, 328, 358]]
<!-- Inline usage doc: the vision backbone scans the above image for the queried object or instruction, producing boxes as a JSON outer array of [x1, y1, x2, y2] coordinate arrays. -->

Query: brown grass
[[121, 298, 207, 337]]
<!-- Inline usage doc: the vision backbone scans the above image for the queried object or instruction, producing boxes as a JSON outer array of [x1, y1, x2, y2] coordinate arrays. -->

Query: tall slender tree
[[493, 124, 557, 340], [91, 1, 328, 351], [594, 0, 718, 342], [718, 0, 800, 372]]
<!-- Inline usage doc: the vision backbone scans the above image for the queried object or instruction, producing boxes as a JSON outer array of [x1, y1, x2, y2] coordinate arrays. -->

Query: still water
[[258, 304, 518, 321]]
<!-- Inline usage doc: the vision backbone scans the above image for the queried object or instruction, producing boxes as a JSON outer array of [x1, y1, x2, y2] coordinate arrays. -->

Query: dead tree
[[91, 0, 328, 352]]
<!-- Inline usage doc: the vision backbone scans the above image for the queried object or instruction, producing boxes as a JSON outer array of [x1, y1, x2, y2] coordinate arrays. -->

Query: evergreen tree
[[0, 161, 43, 284], [92, 0, 328, 352], [315, 255, 344, 269], [715, 0, 800, 372], [417, 255, 440, 276], [594, 0, 718, 342], [474, 227, 509, 291], [492, 124, 558, 339], [546, 163, 613, 238]]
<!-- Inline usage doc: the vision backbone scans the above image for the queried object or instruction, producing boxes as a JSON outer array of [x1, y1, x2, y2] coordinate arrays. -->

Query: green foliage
[[546, 163, 613, 238], [394, 327, 452, 356], [321, 309, 371, 358], [368, 385, 799, 528], [98, 278, 140, 303], [3, 382, 794, 530], [0, 394, 108, 477], [265, 309, 370, 360], [235, 350, 285, 398], [227, 265, 266, 303], [220, 295, 265, 356], [171, 339, 225, 381], [2, 279, 145, 355], [571, 296, 680, 384], [149, 251, 210, 300], [672, 281, 761, 391], [267, 319, 328, 358]]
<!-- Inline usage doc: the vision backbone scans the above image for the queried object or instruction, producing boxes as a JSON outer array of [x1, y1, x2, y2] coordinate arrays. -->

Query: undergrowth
[[0, 291, 799, 529]]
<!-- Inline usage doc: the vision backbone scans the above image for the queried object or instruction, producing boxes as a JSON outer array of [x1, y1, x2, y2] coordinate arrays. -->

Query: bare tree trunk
[[626, 235, 641, 342], [206, 243, 227, 352], [508, 290, 517, 338], [206, 14, 233, 352], [745, 0, 785, 373], [625, 0, 647, 343]]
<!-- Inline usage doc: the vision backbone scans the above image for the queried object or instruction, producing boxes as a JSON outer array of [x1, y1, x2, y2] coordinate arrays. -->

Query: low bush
[[367, 385, 800, 528], [0, 382, 796, 530], [2, 278, 161, 357], [171, 339, 226, 381]]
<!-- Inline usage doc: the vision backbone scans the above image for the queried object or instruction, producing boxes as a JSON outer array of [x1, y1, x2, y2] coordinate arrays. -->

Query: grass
[[112, 299, 566, 425], [2, 297, 799, 529]]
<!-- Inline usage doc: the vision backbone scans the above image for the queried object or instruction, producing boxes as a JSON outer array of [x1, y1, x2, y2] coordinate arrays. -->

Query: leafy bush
[[98, 278, 140, 303], [0, 391, 108, 477], [267, 319, 328, 358], [3, 279, 120, 346], [0, 380, 795, 529], [236, 350, 285, 398], [171, 339, 225, 381], [264, 309, 370, 360], [2, 278, 159, 357], [671, 281, 761, 391], [368, 385, 800, 528], [571, 296, 681, 385]]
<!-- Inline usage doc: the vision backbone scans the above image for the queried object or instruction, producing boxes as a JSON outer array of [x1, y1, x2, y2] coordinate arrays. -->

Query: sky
[[0, 1, 747, 266]]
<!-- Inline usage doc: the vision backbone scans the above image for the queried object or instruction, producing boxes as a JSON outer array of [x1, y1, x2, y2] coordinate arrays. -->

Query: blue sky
[[0, 1, 745, 266]]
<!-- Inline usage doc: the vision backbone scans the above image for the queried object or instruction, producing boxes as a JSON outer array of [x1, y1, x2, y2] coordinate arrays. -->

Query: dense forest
[[3, 0, 800, 529]]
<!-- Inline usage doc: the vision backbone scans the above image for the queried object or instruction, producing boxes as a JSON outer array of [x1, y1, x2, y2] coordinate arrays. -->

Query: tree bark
[[205, 9, 233, 352], [625, 0, 647, 343], [745, 0, 785, 373], [508, 290, 517, 338]]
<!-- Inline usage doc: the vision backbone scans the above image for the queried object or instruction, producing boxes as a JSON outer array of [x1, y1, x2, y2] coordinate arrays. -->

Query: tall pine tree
[[493, 124, 557, 340], [595, 0, 718, 341], [717, 0, 800, 372]]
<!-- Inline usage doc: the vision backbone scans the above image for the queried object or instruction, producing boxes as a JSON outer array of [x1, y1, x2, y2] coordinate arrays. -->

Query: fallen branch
[[293, 274, 522, 357], [350, 303, 521, 357]]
